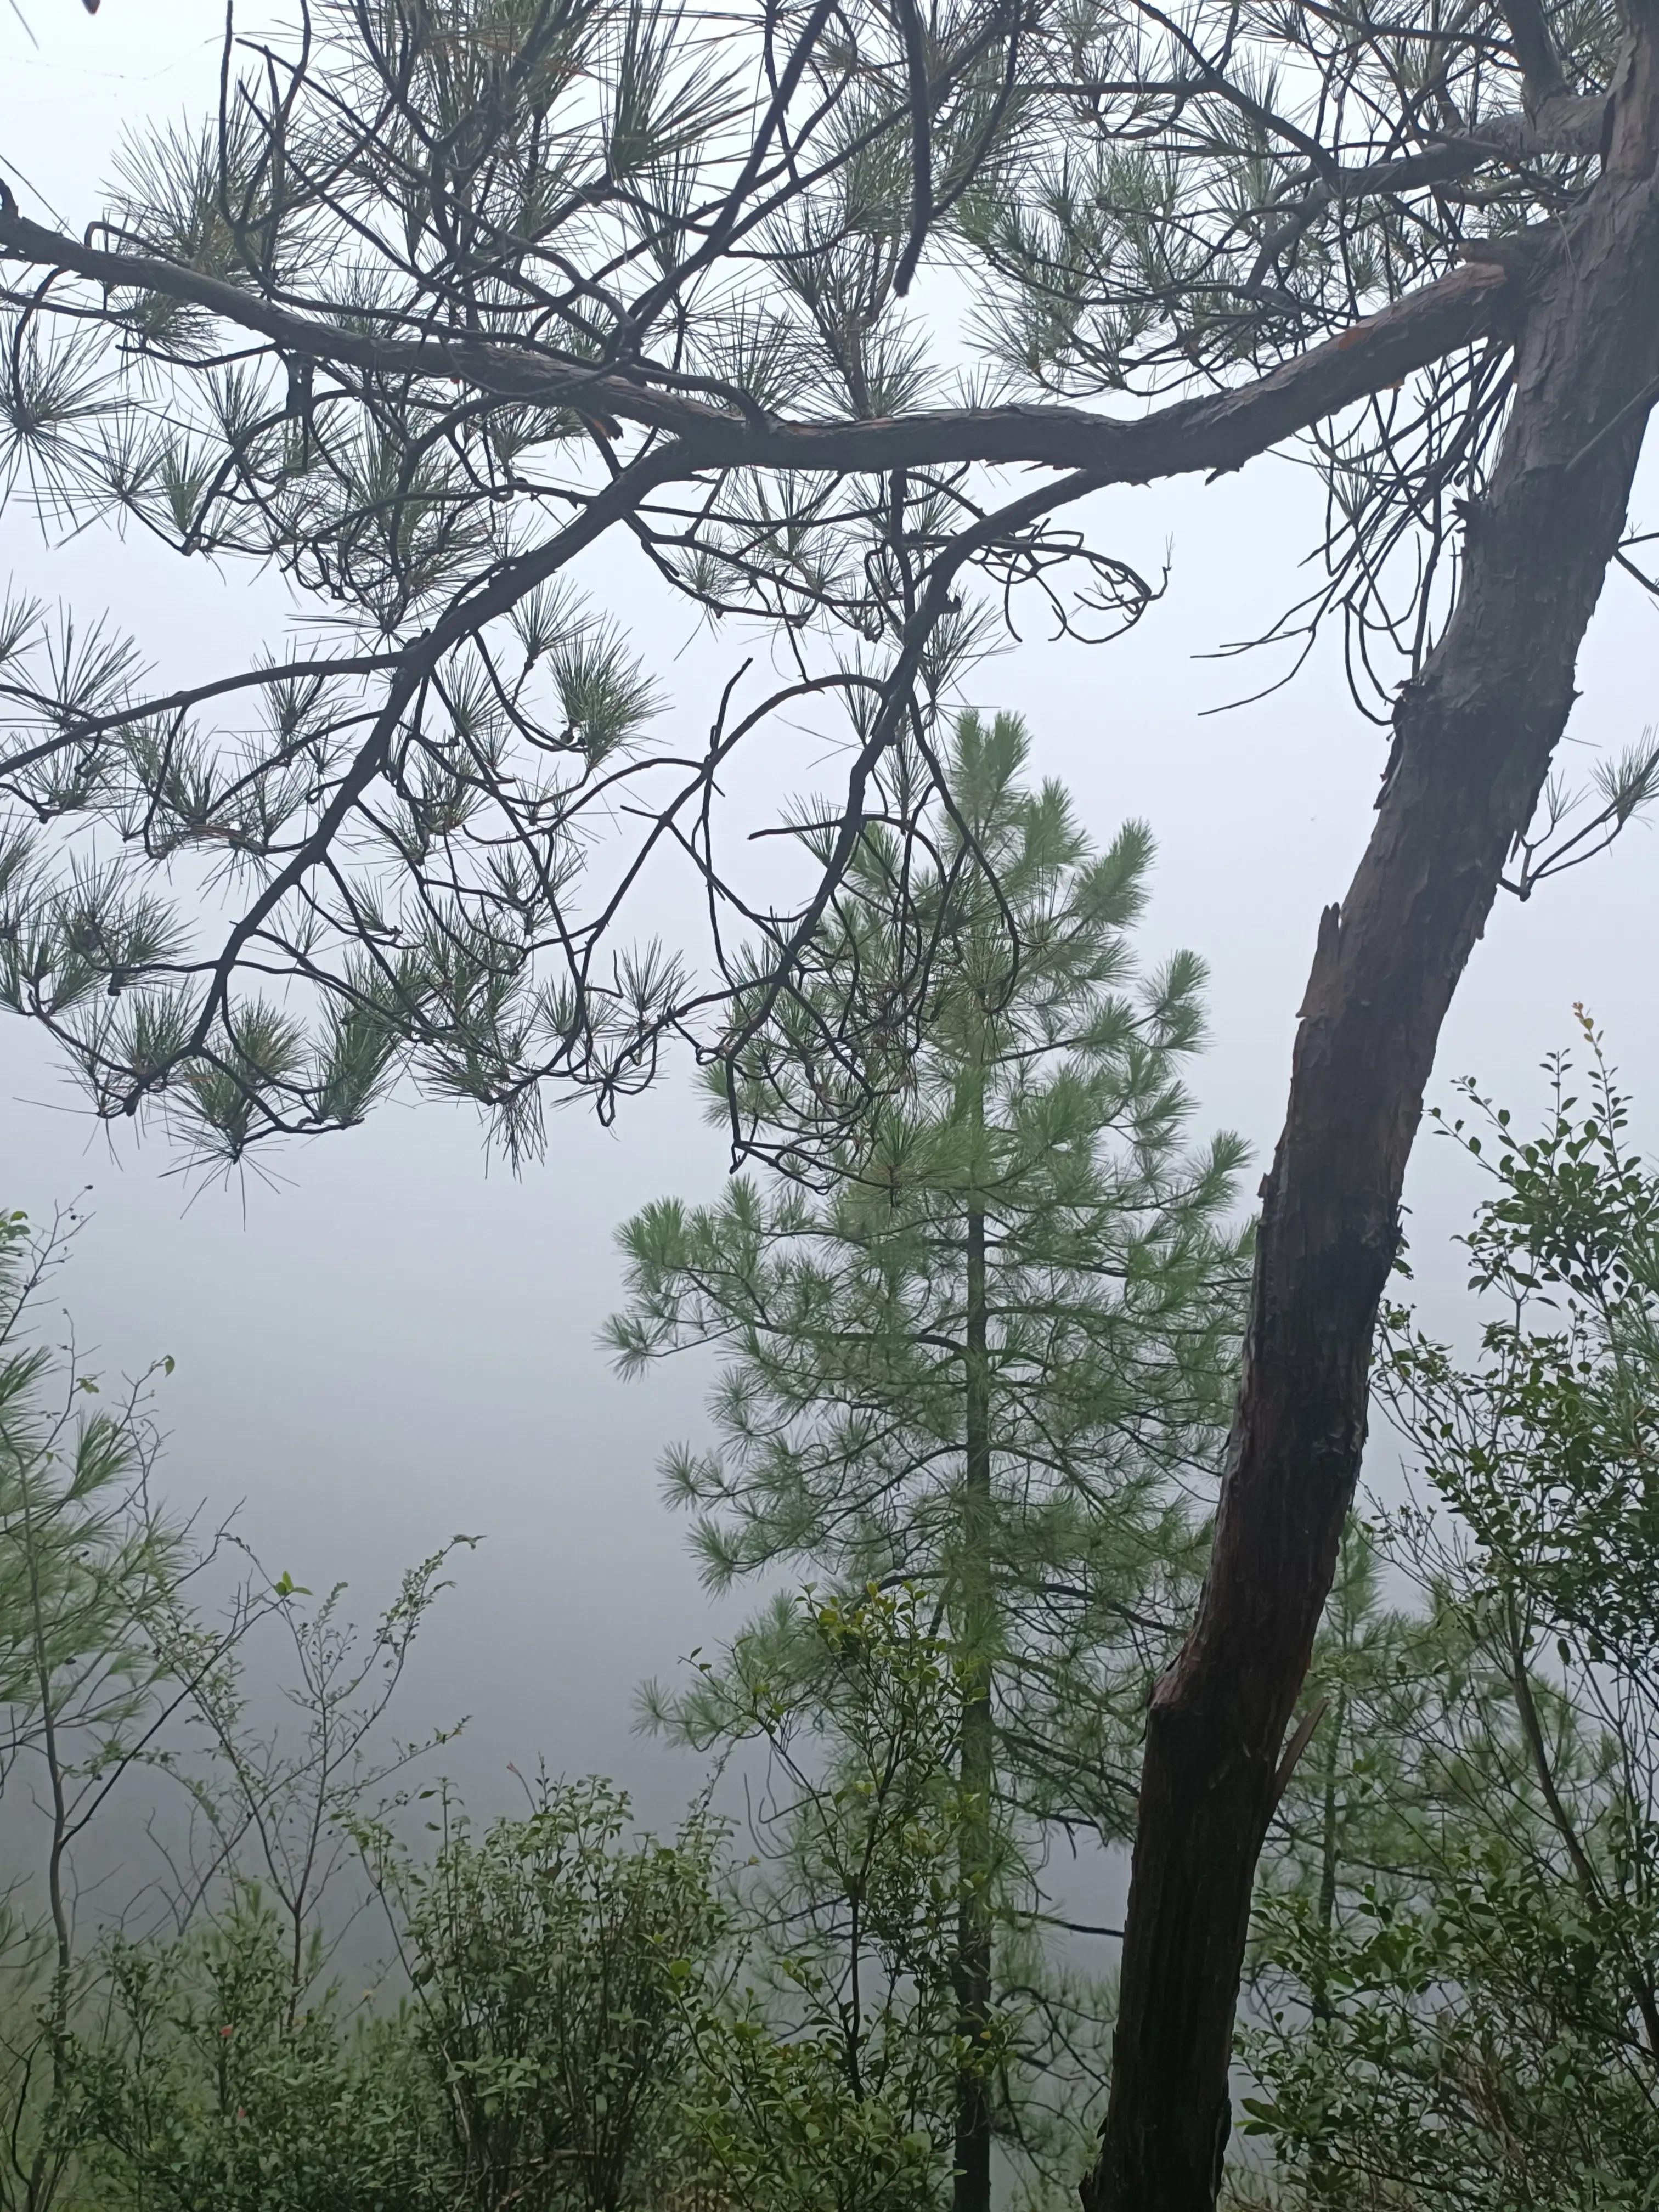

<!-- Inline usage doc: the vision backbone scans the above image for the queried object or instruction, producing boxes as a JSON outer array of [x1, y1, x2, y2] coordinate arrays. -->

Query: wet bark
[[1083, 19, 1659, 2207]]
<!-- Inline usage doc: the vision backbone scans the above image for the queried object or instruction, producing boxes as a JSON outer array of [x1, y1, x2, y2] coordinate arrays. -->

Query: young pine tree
[[608, 712, 1248, 2212]]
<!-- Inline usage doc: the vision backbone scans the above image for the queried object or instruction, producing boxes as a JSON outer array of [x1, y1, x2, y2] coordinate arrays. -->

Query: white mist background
[[1, 3, 1655, 1834]]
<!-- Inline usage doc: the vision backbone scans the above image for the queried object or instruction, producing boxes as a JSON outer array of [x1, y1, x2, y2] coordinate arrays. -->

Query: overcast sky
[[2, 3, 1656, 1829]]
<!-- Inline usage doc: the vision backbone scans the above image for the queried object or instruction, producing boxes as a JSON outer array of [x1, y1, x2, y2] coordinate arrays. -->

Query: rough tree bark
[[1083, 15, 1659, 2208]]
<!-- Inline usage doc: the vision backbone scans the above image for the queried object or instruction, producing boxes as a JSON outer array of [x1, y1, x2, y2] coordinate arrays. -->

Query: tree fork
[[1083, 15, 1659, 2208]]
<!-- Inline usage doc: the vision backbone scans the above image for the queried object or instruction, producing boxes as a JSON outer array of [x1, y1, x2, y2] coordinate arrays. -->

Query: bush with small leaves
[[1240, 1026, 1659, 2210], [70, 1895, 443, 2212], [382, 1776, 729, 2212]]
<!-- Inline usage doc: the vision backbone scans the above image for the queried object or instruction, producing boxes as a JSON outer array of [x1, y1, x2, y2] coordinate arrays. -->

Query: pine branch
[[0, 194, 1522, 483]]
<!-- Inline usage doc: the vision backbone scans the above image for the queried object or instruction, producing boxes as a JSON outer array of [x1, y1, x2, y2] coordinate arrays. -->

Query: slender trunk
[[1304, 1688, 1344, 2209], [24, 1483, 73, 2212], [1085, 29, 1659, 2207], [955, 1189, 995, 2212], [1310, 1688, 1342, 2027], [1504, 1601, 1659, 2064]]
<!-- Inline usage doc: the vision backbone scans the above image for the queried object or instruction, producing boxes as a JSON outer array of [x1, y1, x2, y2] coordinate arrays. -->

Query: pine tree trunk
[[955, 1190, 995, 2212], [1084, 26, 1659, 2208]]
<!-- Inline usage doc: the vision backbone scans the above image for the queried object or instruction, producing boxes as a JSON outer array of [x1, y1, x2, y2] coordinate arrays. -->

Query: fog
[[2, 2, 1656, 1833]]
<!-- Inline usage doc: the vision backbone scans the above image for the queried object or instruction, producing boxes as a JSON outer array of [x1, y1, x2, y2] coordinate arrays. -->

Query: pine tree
[[609, 711, 1248, 2212]]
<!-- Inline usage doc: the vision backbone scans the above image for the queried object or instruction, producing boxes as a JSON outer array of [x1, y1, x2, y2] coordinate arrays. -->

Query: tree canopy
[[0, 0, 1647, 1164]]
